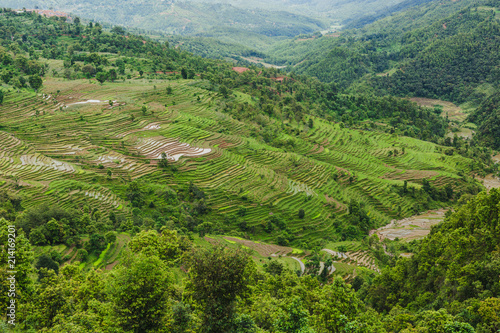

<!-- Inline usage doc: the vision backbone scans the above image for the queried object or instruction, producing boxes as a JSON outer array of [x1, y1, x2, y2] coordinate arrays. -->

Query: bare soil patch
[[232, 67, 250, 73], [224, 237, 292, 257], [408, 97, 466, 122], [481, 174, 500, 190], [204, 236, 221, 246], [371, 208, 447, 241], [381, 169, 439, 181], [105, 261, 119, 270]]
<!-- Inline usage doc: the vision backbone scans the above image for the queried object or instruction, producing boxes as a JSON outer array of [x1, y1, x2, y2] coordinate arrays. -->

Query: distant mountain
[[187, 0, 408, 23], [282, 0, 499, 97], [342, 0, 436, 29], [1, 0, 325, 48]]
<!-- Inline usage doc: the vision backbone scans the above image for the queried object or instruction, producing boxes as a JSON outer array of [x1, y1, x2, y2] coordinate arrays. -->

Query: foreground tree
[[184, 246, 256, 333], [109, 253, 172, 332]]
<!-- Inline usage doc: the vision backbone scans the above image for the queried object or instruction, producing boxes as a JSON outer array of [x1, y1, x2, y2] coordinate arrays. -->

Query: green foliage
[[109, 253, 172, 332], [0, 9, 499, 333], [469, 91, 500, 149], [368, 188, 500, 313], [86, 233, 107, 253], [28, 74, 43, 91], [0, 217, 34, 308], [312, 277, 361, 332], [169, 301, 196, 333], [264, 260, 285, 276], [76, 248, 88, 261], [184, 246, 256, 332], [275, 296, 313, 333], [35, 254, 59, 275], [128, 229, 188, 262], [369, 10, 500, 105], [96, 71, 107, 85], [105, 231, 117, 244]]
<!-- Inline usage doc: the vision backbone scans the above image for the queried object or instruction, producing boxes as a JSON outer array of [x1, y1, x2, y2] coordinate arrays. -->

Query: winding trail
[[318, 261, 336, 275], [321, 248, 348, 259], [291, 257, 305, 275]]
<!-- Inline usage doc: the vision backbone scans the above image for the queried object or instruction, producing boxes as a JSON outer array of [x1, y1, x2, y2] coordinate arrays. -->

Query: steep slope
[[369, 10, 500, 104], [469, 91, 500, 149], [0, 10, 490, 247], [0, 0, 325, 47], [367, 188, 500, 323], [278, 0, 500, 133]]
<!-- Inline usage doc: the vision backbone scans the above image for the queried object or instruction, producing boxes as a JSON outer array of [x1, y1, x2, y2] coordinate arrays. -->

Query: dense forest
[[290, 4, 500, 101], [2, 189, 500, 332], [468, 91, 500, 149]]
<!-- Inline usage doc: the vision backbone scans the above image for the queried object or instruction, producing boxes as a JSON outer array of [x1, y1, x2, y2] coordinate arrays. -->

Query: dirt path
[[240, 56, 286, 69], [321, 248, 348, 259], [318, 261, 336, 275], [291, 257, 305, 275], [105, 261, 119, 270]]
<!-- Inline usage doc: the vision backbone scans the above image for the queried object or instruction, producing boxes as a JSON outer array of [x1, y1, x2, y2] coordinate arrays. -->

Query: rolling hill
[[1, 8, 500, 333]]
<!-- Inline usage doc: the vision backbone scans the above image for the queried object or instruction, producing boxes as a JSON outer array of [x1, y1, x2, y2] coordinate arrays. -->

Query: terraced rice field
[[0, 75, 479, 243]]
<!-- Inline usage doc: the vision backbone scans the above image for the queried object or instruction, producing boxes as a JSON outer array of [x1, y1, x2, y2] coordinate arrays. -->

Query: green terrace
[[0, 73, 481, 244]]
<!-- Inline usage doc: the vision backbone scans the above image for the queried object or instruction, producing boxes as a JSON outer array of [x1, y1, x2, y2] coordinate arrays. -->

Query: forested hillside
[[289, 2, 499, 96], [278, 0, 500, 152], [369, 10, 500, 104], [366, 189, 500, 333], [2, 180, 500, 332], [469, 91, 500, 149], [1, 0, 326, 50]]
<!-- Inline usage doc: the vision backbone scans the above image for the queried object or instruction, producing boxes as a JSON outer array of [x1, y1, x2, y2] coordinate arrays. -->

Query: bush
[[105, 231, 117, 244], [35, 254, 59, 274], [76, 248, 88, 261]]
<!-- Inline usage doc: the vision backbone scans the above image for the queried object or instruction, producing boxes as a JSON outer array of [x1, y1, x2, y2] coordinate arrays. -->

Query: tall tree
[[109, 253, 172, 333], [184, 246, 256, 332], [29, 75, 43, 91], [96, 72, 107, 85]]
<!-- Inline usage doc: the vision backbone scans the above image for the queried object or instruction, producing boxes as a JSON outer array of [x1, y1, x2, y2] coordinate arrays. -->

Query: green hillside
[[366, 188, 500, 332], [288, 1, 499, 91], [1, 9, 494, 247], [1, 0, 326, 49], [369, 9, 500, 104], [1, 7, 500, 333]]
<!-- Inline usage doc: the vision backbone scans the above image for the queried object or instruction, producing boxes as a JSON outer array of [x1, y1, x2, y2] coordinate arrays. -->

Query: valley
[[1, 2, 500, 332]]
